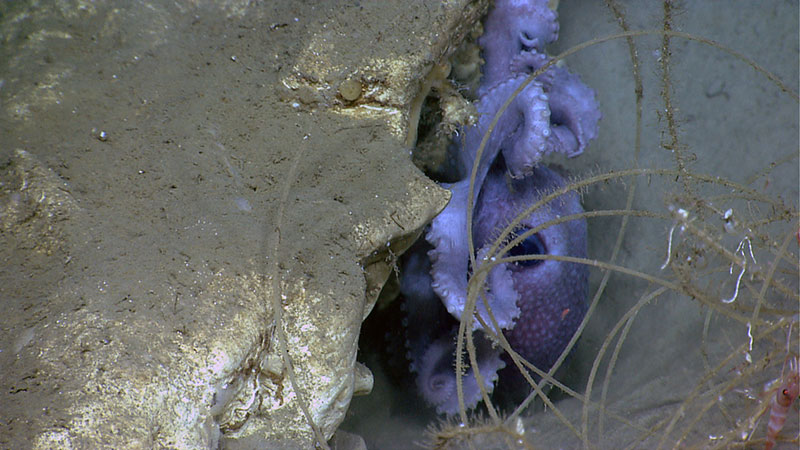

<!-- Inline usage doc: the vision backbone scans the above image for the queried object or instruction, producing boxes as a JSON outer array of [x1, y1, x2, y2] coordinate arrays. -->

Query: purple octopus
[[400, 0, 601, 414]]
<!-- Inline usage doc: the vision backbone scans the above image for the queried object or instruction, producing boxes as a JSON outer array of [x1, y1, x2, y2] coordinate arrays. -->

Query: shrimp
[[764, 355, 799, 450]]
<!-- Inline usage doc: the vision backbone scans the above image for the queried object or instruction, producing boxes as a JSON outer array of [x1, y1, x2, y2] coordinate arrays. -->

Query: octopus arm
[[539, 65, 601, 157], [413, 333, 505, 416], [510, 50, 602, 157], [480, 0, 559, 89]]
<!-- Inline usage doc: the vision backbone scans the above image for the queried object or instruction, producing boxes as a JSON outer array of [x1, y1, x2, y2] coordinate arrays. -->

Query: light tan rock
[[0, 0, 486, 448]]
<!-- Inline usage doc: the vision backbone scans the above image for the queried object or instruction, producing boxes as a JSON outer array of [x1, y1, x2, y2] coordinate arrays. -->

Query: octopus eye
[[509, 231, 546, 267]]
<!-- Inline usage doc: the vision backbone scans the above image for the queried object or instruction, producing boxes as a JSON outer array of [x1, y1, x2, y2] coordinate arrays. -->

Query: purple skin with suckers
[[400, 0, 601, 415]]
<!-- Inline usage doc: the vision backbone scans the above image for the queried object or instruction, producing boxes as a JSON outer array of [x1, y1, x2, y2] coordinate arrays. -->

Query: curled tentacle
[[399, 238, 448, 374], [473, 244, 521, 332], [413, 332, 505, 416], [508, 49, 550, 75], [480, 0, 559, 90], [456, 75, 550, 180], [501, 80, 552, 178], [404, 0, 597, 415], [400, 240, 506, 416], [510, 50, 602, 157], [428, 76, 551, 329], [426, 181, 471, 322], [410, 163, 589, 413], [538, 64, 601, 157]]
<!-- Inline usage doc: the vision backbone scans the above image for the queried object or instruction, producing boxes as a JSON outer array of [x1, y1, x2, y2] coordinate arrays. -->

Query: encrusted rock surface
[[0, 0, 486, 447]]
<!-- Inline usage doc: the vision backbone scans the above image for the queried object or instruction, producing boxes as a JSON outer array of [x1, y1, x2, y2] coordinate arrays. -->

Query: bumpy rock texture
[[0, 0, 487, 448]]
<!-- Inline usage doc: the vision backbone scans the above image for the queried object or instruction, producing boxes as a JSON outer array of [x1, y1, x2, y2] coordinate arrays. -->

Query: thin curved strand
[[454, 23, 796, 443], [654, 319, 790, 449], [471, 295, 584, 440], [467, 26, 797, 279], [598, 293, 642, 435], [592, 2, 644, 440], [474, 253, 775, 329], [582, 288, 668, 447], [750, 228, 797, 325], [475, 169, 796, 304], [265, 140, 328, 448], [482, 168, 783, 270]]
